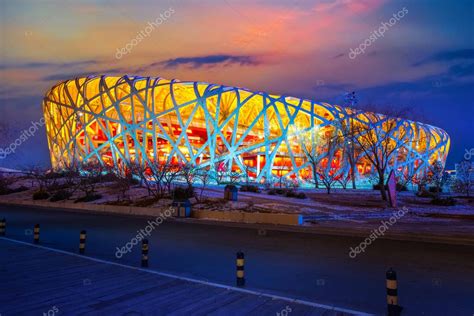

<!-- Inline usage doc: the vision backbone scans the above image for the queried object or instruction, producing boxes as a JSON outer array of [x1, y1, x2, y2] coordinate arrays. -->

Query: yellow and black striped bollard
[[79, 230, 86, 254], [236, 251, 245, 287], [33, 224, 40, 244], [386, 268, 402, 316], [141, 239, 149, 267], [0, 218, 5, 236]]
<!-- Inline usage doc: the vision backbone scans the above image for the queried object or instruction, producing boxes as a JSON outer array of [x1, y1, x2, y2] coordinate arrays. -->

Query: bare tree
[[419, 160, 446, 198], [292, 125, 325, 189], [451, 160, 472, 197], [337, 172, 351, 190], [77, 161, 110, 199], [212, 160, 227, 185], [180, 163, 197, 190], [293, 124, 342, 192], [0, 170, 16, 194], [50, 162, 81, 199], [25, 165, 57, 192], [339, 92, 359, 189], [350, 109, 415, 201], [140, 162, 168, 199], [315, 127, 342, 194], [394, 163, 425, 191], [162, 163, 182, 195], [228, 171, 241, 185], [113, 168, 135, 202], [195, 166, 211, 201]]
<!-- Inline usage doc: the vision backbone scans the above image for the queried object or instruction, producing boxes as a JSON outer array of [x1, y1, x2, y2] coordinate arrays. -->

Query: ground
[[2, 173, 473, 237]]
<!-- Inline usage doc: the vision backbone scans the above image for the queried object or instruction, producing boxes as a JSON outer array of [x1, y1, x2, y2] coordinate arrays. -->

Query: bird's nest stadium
[[42, 75, 450, 187]]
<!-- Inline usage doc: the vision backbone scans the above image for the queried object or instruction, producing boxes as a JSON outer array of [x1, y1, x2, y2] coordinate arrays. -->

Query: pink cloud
[[314, 0, 385, 14]]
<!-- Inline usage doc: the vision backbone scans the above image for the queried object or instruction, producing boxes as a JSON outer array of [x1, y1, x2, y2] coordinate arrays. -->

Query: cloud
[[40, 68, 126, 82], [447, 63, 474, 78], [148, 54, 261, 70], [41, 72, 98, 82], [0, 60, 97, 70], [314, 0, 385, 14], [413, 49, 474, 66]]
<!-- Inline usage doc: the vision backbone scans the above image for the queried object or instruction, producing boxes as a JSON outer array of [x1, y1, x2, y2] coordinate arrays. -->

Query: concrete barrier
[[0, 199, 170, 217], [191, 210, 303, 226], [0, 199, 302, 226]]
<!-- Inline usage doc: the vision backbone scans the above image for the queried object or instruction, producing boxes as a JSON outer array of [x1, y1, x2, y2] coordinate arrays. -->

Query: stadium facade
[[43, 75, 450, 186]]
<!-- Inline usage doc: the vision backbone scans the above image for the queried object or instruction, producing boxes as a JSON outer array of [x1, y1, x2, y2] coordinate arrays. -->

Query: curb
[[1, 199, 474, 247]]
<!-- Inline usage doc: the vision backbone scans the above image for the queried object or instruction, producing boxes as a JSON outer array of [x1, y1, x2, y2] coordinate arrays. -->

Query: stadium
[[42, 75, 450, 187]]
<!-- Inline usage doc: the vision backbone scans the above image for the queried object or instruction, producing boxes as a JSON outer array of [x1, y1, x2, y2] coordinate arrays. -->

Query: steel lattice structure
[[43, 75, 450, 186]]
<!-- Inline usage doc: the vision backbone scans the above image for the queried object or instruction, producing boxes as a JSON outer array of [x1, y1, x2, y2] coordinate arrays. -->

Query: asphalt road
[[1, 205, 473, 315]]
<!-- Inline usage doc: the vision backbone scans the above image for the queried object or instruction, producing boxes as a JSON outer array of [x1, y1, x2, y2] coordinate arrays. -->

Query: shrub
[[50, 189, 72, 202], [373, 183, 391, 190], [372, 183, 384, 190], [240, 185, 260, 193], [416, 190, 435, 198], [102, 172, 119, 183], [0, 186, 28, 195], [373, 183, 407, 191], [396, 183, 407, 191], [266, 188, 305, 199], [431, 197, 456, 206], [429, 186, 442, 193], [74, 194, 102, 203], [275, 188, 285, 195], [172, 186, 194, 201], [296, 192, 307, 199], [33, 190, 50, 200], [285, 190, 297, 198]]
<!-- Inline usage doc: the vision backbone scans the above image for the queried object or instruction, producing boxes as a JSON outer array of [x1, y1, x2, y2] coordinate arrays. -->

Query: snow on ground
[[1, 173, 473, 226]]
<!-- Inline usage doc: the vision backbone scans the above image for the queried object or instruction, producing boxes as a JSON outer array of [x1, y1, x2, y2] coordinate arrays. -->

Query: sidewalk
[[0, 237, 369, 315]]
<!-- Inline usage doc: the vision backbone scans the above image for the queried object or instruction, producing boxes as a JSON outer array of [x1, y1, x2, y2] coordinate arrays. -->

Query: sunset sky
[[0, 0, 473, 168]]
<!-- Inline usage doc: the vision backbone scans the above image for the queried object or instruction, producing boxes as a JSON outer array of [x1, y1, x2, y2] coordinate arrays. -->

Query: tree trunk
[[379, 175, 387, 201], [380, 186, 387, 201], [312, 167, 319, 189], [351, 167, 356, 189]]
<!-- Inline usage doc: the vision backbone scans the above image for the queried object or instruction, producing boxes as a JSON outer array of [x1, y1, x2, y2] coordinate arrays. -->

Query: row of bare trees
[[22, 162, 113, 201], [293, 103, 428, 200]]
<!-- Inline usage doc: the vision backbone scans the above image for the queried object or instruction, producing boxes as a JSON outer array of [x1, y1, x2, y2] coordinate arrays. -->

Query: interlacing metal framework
[[43, 75, 450, 186]]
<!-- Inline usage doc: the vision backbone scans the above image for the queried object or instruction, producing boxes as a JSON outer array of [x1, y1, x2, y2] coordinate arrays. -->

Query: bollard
[[236, 251, 245, 287], [33, 224, 40, 244], [141, 239, 149, 268], [386, 268, 402, 316], [0, 218, 5, 236], [79, 230, 86, 254]]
